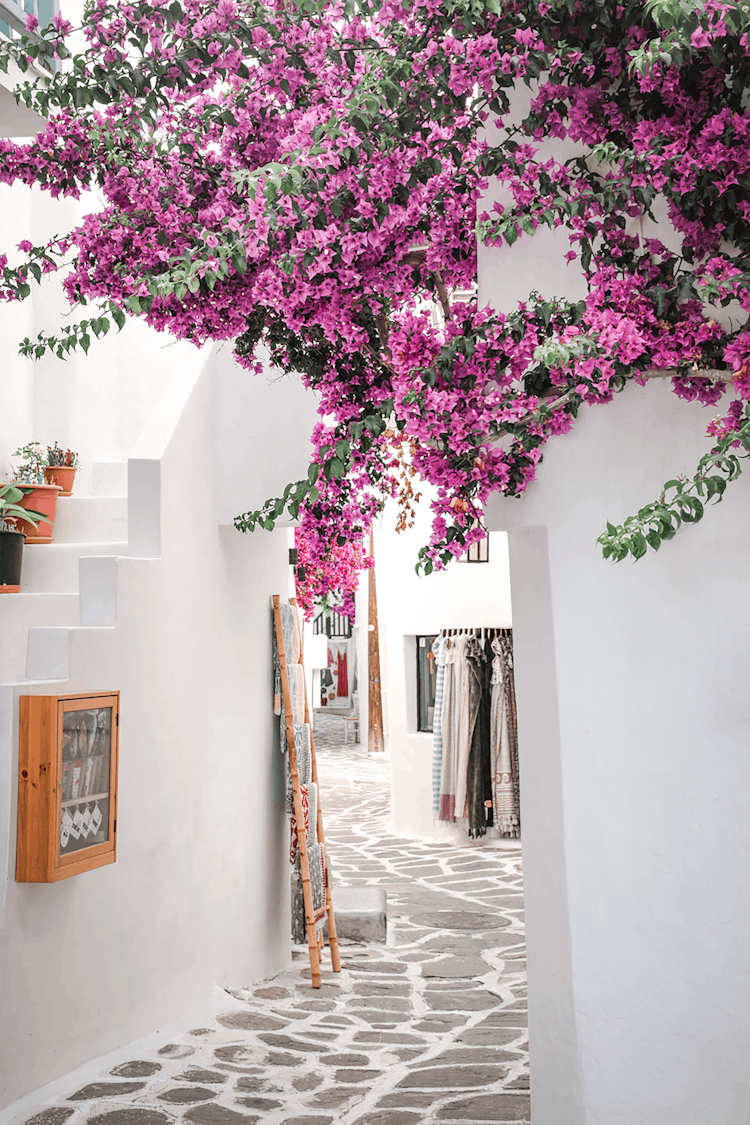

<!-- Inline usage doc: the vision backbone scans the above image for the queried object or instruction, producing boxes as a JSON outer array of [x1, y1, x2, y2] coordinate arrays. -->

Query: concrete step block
[[0, 592, 79, 681], [329, 886, 387, 944], [90, 460, 128, 497], [20, 542, 128, 593], [53, 496, 128, 545]]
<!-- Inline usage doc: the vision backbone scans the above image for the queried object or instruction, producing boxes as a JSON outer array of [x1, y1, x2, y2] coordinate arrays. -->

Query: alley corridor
[[7, 733, 529, 1125]]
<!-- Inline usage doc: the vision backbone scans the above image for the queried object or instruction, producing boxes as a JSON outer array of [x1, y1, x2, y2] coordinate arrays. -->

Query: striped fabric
[[273, 603, 301, 714], [285, 722, 312, 812], [279, 663, 306, 752], [431, 635, 447, 819]]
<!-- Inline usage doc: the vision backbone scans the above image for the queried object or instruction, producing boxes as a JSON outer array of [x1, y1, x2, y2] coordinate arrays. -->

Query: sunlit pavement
[[8, 724, 529, 1125]]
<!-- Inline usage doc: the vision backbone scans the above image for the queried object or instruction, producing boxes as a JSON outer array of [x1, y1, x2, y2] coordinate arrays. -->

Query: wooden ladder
[[273, 594, 341, 987]]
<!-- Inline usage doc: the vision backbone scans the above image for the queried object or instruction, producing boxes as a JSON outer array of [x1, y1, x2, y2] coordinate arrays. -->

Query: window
[[458, 521, 490, 563], [417, 635, 438, 732], [312, 609, 352, 639], [0, 0, 59, 72]]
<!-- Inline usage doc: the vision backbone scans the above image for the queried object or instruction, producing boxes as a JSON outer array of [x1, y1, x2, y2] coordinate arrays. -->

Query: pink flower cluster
[[2, 0, 750, 590]]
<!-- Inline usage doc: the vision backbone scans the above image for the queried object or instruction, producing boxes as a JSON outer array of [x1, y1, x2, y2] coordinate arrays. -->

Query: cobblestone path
[[10, 735, 528, 1125]]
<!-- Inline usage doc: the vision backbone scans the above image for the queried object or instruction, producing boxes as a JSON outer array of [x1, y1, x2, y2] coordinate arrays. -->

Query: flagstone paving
[[10, 726, 528, 1125]]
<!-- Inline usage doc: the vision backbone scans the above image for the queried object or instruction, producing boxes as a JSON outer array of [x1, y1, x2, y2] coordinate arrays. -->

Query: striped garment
[[273, 603, 302, 714], [431, 635, 448, 819], [491, 635, 521, 838], [289, 783, 309, 864], [286, 722, 313, 812], [279, 663, 306, 752], [439, 635, 465, 821]]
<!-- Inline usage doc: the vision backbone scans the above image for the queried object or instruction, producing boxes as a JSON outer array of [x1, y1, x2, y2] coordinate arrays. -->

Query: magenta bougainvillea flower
[[1, 0, 750, 592]]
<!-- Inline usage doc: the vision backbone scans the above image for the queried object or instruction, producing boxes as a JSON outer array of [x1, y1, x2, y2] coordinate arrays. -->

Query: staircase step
[[20, 543, 129, 593], [0, 593, 79, 682], [53, 496, 128, 544], [90, 460, 128, 497]]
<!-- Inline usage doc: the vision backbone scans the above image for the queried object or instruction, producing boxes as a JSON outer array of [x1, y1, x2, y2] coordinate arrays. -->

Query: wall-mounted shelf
[[17, 691, 119, 882]]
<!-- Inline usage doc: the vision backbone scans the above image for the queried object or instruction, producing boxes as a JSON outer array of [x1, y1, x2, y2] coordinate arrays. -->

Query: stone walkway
[[9, 732, 528, 1125]]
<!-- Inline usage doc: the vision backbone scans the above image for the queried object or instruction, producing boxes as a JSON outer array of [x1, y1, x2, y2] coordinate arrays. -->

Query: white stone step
[[0, 593, 79, 682], [20, 543, 129, 593], [90, 460, 128, 497], [53, 496, 128, 545]]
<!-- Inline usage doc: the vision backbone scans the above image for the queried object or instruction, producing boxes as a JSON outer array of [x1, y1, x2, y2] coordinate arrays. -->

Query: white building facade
[[480, 207, 750, 1123], [0, 121, 319, 1107]]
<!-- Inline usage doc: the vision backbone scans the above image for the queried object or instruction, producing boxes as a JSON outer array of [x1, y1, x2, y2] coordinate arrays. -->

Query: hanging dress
[[490, 635, 521, 837], [455, 633, 481, 823], [431, 635, 449, 819], [438, 636, 462, 821], [336, 649, 349, 697], [458, 635, 493, 836]]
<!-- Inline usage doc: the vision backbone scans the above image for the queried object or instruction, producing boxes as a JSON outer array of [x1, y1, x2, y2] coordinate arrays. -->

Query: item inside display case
[[59, 706, 112, 855]]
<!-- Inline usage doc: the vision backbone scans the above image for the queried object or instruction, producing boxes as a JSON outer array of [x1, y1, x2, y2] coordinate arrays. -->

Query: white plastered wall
[[480, 191, 750, 1122], [0, 337, 324, 1108], [0, 182, 207, 487], [0, 166, 321, 1104], [373, 503, 513, 839]]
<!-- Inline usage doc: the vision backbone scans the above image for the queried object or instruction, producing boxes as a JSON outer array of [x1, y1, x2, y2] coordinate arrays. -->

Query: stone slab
[[157, 1087, 217, 1104], [397, 1065, 505, 1088], [216, 1012, 288, 1032], [378, 1093, 444, 1108], [176, 1068, 228, 1084], [437, 1093, 531, 1120], [183, 1107, 260, 1125], [334, 1069, 384, 1084], [423, 992, 500, 1012], [21, 1112, 76, 1125], [352, 1113, 421, 1125], [348, 961, 407, 975], [411, 911, 509, 931], [421, 957, 489, 978], [110, 1062, 162, 1079], [282, 1118, 334, 1125], [89, 1113, 169, 1125], [157, 1044, 194, 1058], [68, 1083, 146, 1101], [457, 1028, 526, 1047]]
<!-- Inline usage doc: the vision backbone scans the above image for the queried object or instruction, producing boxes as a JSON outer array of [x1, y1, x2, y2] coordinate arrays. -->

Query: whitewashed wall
[[481, 254, 750, 1123], [0, 182, 206, 490], [0, 337, 321, 1108], [374, 502, 513, 838], [0, 142, 321, 1102]]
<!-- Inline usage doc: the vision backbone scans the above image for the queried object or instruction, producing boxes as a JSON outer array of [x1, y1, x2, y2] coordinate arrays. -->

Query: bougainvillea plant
[[293, 525, 372, 619], [2, 0, 750, 612]]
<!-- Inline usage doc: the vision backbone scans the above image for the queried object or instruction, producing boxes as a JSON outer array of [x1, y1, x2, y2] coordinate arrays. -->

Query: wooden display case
[[17, 691, 119, 882]]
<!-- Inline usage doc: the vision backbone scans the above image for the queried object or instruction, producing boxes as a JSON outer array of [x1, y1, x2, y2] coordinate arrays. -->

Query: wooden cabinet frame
[[17, 691, 119, 882]]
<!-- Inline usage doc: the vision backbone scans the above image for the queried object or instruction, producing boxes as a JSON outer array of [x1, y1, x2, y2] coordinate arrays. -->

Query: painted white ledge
[[128, 349, 210, 558]]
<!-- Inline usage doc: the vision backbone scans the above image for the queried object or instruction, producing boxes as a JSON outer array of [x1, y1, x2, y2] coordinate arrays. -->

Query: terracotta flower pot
[[13, 483, 62, 544], [0, 529, 25, 592], [44, 465, 77, 496]]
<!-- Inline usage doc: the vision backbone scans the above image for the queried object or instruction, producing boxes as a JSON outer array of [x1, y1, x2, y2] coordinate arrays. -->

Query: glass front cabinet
[[17, 691, 119, 882]]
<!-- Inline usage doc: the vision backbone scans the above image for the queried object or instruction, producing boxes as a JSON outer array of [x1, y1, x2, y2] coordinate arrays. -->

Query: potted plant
[[0, 485, 46, 592], [8, 444, 62, 543], [44, 443, 79, 495]]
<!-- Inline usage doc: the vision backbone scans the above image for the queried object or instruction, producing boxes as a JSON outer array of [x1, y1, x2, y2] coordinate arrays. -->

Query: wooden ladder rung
[[274, 595, 341, 986]]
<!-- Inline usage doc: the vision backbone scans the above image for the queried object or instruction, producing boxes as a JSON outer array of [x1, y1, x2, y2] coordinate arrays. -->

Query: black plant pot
[[0, 529, 25, 592]]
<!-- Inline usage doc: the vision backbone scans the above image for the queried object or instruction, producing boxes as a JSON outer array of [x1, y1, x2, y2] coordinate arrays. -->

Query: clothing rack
[[273, 594, 341, 988], [439, 627, 513, 636], [432, 626, 520, 839]]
